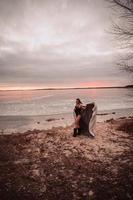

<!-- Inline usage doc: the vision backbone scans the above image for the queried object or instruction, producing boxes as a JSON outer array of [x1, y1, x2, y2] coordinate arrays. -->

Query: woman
[[73, 98, 85, 137]]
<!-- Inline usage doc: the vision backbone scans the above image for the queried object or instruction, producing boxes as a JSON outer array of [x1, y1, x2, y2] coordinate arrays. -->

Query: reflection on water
[[0, 88, 133, 116], [0, 90, 53, 102]]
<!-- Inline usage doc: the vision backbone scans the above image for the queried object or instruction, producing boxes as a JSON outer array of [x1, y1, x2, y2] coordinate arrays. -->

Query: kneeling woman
[[73, 98, 85, 137]]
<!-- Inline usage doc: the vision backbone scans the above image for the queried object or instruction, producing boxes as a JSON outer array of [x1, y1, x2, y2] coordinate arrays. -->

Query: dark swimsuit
[[74, 106, 82, 116]]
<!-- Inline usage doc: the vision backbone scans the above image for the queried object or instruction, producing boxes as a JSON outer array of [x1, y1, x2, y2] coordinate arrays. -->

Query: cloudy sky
[[0, 0, 131, 90]]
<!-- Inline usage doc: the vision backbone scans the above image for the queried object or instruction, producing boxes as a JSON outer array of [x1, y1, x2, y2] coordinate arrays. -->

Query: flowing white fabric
[[89, 103, 97, 137]]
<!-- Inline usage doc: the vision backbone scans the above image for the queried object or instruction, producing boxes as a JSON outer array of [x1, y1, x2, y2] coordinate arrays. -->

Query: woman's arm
[[80, 104, 86, 109], [73, 109, 76, 119]]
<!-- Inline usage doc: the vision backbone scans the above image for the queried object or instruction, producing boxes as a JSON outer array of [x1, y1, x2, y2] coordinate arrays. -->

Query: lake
[[0, 88, 133, 133], [0, 88, 133, 116]]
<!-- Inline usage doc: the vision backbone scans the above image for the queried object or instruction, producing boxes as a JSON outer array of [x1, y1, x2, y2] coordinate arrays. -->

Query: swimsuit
[[74, 106, 82, 116]]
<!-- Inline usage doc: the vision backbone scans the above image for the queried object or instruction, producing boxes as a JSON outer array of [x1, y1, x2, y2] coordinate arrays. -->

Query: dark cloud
[[0, 0, 130, 88]]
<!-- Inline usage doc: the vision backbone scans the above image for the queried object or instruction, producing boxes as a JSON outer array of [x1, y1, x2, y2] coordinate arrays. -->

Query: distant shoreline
[[0, 85, 133, 92]]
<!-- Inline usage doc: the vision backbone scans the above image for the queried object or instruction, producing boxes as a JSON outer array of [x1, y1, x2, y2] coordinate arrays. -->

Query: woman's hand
[[81, 104, 86, 109]]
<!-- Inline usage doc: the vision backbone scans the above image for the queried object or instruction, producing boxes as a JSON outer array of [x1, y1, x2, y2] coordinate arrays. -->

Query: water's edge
[[0, 107, 133, 134]]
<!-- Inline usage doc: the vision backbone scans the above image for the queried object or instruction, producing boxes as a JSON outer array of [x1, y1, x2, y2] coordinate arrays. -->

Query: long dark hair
[[76, 98, 82, 104]]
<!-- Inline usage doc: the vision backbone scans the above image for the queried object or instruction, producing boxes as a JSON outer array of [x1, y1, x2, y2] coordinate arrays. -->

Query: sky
[[0, 0, 131, 90]]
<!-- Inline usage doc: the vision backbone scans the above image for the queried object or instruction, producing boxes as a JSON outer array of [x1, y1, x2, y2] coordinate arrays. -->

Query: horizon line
[[0, 85, 132, 91]]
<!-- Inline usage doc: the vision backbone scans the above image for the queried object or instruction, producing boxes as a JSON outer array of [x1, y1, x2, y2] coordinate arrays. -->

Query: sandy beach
[[0, 116, 132, 200], [0, 107, 133, 134]]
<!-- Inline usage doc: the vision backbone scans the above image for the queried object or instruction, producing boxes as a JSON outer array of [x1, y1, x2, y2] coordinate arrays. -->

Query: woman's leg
[[73, 115, 81, 137], [73, 115, 80, 137], [74, 115, 81, 128], [76, 115, 81, 134]]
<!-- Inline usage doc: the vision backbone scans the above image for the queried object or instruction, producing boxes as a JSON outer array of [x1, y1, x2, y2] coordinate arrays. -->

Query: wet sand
[[0, 107, 133, 134], [0, 117, 132, 200]]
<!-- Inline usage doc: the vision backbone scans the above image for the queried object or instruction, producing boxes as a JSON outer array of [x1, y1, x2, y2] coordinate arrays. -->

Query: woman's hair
[[76, 98, 82, 104]]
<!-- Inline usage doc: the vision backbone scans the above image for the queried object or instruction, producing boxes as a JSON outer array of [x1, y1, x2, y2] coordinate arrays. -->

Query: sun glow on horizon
[[0, 80, 126, 91]]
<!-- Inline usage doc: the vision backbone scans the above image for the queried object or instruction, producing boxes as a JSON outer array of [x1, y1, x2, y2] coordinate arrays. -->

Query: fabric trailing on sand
[[80, 103, 97, 137]]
